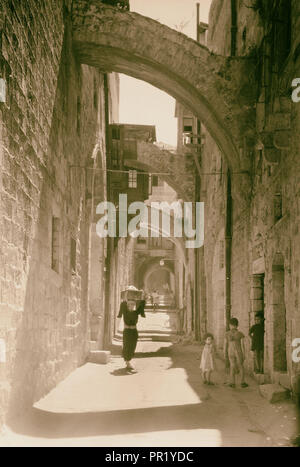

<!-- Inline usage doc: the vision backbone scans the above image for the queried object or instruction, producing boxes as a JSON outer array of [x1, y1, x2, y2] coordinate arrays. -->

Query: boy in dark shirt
[[249, 312, 264, 374]]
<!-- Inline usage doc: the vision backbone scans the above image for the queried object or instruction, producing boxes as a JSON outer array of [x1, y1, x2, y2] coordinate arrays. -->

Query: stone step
[[88, 350, 111, 365], [252, 373, 265, 385], [88, 341, 98, 351], [278, 373, 292, 390], [259, 383, 290, 403]]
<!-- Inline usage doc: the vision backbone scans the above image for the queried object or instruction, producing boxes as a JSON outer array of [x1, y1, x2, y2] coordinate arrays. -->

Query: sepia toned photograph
[[0, 0, 300, 449]]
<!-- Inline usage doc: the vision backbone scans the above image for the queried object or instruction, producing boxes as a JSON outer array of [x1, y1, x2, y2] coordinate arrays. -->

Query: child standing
[[249, 312, 264, 374], [224, 318, 249, 388], [200, 333, 216, 385]]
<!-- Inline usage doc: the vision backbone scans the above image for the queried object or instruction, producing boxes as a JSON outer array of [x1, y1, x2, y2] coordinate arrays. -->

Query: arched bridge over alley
[[72, 0, 257, 186]]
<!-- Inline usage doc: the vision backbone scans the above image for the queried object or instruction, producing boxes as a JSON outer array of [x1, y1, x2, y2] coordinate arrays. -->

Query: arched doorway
[[135, 255, 176, 307], [144, 266, 174, 294]]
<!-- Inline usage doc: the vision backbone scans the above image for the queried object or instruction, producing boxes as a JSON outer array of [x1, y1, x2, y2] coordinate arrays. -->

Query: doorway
[[272, 264, 287, 373], [251, 274, 265, 374]]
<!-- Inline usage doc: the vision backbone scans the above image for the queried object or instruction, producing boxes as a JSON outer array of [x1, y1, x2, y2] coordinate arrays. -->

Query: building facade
[[198, 0, 300, 391], [1, 0, 300, 430], [0, 0, 119, 424]]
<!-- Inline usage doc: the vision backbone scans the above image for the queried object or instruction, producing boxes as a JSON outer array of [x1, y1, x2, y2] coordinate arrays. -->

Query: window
[[94, 78, 98, 109], [76, 97, 81, 135], [101, 0, 129, 10], [183, 117, 193, 133], [152, 175, 159, 187], [219, 240, 224, 269], [111, 141, 120, 167], [0, 78, 6, 103], [51, 217, 60, 273], [128, 170, 137, 188], [183, 134, 192, 145], [112, 126, 120, 140], [272, 0, 291, 72], [242, 27, 247, 44], [148, 174, 152, 195], [274, 193, 283, 223], [70, 237, 77, 273], [124, 140, 137, 159], [150, 237, 162, 248], [183, 125, 193, 133]]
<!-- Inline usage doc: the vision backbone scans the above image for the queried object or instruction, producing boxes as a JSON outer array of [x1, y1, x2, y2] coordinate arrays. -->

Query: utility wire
[[69, 166, 249, 176]]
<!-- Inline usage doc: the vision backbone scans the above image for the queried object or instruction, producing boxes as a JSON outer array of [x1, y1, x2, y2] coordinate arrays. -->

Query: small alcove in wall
[[272, 253, 287, 374]]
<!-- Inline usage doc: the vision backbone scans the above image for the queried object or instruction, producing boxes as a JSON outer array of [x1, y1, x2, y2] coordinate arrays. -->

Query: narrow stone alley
[[0, 313, 295, 447], [1, 0, 300, 448]]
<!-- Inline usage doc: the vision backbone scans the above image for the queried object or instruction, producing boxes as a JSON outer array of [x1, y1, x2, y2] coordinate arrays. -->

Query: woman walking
[[118, 296, 146, 371]]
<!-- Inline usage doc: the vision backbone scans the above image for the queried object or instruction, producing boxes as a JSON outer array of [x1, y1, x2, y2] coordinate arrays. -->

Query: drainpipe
[[225, 171, 232, 331], [231, 0, 238, 57], [194, 119, 202, 341], [196, 3, 200, 43], [103, 73, 112, 349]]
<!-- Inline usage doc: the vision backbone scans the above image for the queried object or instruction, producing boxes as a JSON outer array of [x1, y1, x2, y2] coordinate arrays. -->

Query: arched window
[[272, 0, 291, 72]]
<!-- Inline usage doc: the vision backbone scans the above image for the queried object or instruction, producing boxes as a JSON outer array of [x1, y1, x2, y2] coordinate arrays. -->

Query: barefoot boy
[[224, 318, 249, 388]]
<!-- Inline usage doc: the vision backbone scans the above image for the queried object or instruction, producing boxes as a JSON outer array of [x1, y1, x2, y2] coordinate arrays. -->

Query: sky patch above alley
[[119, 0, 212, 147]]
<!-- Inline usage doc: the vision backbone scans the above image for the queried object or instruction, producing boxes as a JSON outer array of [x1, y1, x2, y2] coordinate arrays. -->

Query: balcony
[[182, 132, 202, 148], [101, 0, 130, 11]]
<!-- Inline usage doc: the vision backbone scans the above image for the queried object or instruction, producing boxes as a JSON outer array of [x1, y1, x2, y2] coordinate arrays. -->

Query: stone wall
[[208, 0, 263, 55], [204, 0, 300, 386], [88, 71, 119, 349], [201, 128, 228, 351], [0, 1, 113, 424]]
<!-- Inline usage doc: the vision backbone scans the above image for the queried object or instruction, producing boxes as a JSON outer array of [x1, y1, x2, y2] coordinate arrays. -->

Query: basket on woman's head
[[121, 286, 143, 302]]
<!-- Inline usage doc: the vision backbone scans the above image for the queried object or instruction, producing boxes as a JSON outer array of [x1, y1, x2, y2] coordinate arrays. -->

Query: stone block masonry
[[202, 0, 300, 389], [0, 0, 108, 425], [88, 350, 111, 365]]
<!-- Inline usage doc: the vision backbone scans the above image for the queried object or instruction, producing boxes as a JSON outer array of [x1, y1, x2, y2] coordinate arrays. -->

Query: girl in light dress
[[200, 333, 216, 385]]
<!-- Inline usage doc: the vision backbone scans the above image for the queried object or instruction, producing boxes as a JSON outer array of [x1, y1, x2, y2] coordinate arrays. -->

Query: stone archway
[[144, 264, 175, 292], [72, 1, 257, 179]]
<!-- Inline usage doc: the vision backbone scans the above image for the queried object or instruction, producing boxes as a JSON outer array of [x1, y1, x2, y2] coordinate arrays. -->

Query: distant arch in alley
[[144, 265, 175, 289], [72, 0, 257, 180], [136, 256, 175, 286]]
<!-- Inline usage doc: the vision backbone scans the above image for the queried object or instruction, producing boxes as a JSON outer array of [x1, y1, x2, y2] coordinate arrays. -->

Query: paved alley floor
[[0, 320, 297, 447]]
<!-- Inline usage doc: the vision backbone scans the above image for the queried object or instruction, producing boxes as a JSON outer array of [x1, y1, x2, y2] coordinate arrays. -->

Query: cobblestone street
[[0, 314, 296, 447]]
